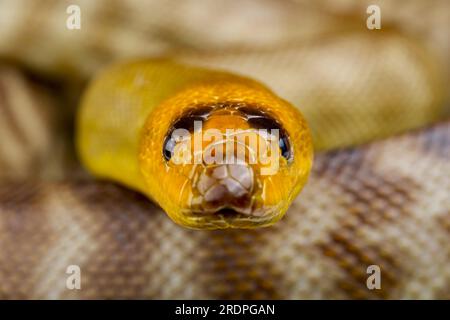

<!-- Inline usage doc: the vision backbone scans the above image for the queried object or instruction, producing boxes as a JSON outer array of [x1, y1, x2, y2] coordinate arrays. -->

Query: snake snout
[[192, 163, 256, 214]]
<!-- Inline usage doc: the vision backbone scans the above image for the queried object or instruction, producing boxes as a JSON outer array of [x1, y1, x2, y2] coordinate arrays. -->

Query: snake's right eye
[[163, 126, 193, 162], [163, 108, 211, 161], [163, 135, 176, 161]]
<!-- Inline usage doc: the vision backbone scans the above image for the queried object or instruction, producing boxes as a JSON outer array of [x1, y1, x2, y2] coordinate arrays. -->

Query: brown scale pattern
[[201, 229, 283, 299], [0, 183, 53, 299], [0, 0, 448, 300], [0, 122, 449, 299], [315, 145, 423, 298], [67, 182, 158, 299]]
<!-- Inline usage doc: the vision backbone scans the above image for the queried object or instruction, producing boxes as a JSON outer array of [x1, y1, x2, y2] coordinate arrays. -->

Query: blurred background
[[0, 0, 448, 180], [0, 0, 448, 300]]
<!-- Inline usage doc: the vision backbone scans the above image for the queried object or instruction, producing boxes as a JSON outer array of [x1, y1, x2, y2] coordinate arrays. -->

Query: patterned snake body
[[0, 122, 448, 299]]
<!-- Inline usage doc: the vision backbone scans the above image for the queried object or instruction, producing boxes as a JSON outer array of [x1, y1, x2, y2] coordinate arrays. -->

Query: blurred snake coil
[[0, 0, 448, 299]]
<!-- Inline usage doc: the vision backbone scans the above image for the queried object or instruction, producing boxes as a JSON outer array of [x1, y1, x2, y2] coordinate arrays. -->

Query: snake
[[76, 59, 313, 229], [0, 0, 448, 299]]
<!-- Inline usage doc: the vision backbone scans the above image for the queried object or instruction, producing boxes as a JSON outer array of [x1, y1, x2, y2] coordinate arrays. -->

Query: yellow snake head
[[139, 78, 313, 229]]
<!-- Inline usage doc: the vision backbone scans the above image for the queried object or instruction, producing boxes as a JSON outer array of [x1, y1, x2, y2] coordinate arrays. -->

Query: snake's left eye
[[279, 135, 292, 161], [246, 112, 292, 162]]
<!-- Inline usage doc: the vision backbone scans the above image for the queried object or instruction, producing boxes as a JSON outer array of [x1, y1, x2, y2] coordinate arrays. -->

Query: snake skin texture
[[0, 66, 66, 180], [0, 122, 448, 299]]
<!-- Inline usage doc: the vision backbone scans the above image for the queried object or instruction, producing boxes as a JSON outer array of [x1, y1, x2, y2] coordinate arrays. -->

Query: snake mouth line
[[183, 203, 283, 220], [180, 204, 285, 229], [189, 207, 252, 218], [215, 208, 247, 216]]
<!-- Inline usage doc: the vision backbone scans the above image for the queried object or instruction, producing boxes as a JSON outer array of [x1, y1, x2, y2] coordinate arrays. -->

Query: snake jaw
[[171, 166, 291, 229], [179, 202, 286, 230], [165, 158, 287, 229]]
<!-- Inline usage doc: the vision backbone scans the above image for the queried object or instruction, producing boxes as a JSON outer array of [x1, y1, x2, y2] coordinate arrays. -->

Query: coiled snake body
[[0, 0, 448, 299]]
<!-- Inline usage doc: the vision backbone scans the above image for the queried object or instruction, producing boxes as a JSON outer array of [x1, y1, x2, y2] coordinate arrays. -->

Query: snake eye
[[172, 115, 206, 132], [163, 135, 176, 161], [188, 106, 213, 118], [279, 134, 292, 161], [245, 111, 292, 162], [163, 109, 209, 161]]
